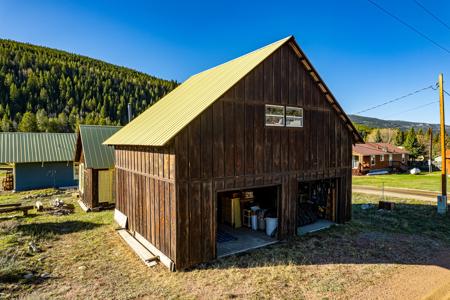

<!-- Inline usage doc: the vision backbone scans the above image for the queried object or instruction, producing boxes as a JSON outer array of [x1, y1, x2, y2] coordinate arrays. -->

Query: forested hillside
[[0, 39, 178, 132]]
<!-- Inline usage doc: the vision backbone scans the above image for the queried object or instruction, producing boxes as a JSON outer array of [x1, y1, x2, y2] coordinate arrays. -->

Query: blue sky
[[1, 0, 449, 123]]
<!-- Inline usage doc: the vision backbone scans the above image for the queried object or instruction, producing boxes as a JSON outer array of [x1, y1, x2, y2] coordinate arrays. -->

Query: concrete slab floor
[[217, 225, 277, 258], [297, 219, 335, 236]]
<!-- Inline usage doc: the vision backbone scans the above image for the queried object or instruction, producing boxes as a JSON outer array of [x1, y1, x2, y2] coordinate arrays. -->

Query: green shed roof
[[0, 132, 76, 164], [104, 36, 362, 146], [75, 125, 121, 169]]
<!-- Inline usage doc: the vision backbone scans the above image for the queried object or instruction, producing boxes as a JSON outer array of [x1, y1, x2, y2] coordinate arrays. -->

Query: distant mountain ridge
[[349, 114, 450, 132]]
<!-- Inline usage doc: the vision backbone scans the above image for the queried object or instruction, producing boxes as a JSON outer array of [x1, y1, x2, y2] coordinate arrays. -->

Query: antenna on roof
[[127, 103, 133, 124]]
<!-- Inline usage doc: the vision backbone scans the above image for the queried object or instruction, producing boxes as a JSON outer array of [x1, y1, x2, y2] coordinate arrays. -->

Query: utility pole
[[438, 73, 447, 214], [429, 128, 433, 173]]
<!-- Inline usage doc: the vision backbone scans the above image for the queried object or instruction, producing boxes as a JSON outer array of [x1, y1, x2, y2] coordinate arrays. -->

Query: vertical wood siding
[[114, 145, 176, 263], [174, 43, 353, 269], [81, 169, 98, 209]]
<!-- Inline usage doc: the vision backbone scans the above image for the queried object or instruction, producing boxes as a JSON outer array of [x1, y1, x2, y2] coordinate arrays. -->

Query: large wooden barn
[[105, 36, 363, 270], [74, 125, 121, 210]]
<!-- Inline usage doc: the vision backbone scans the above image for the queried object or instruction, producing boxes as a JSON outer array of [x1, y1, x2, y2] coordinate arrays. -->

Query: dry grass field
[[1, 190, 450, 299]]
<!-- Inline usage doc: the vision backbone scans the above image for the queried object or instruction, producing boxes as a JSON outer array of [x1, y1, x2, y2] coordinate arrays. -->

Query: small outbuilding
[[0, 132, 77, 191], [74, 125, 121, 210], [105, 36, 363, 270]]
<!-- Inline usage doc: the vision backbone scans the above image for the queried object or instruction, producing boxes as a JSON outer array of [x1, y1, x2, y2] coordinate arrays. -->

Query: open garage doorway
[[297, 178, 338, 235], [216, 185, 280, 258]]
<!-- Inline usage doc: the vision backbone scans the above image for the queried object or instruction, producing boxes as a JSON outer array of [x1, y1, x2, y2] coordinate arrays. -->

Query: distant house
[[352, 142, 409, 174], [0, 132, 77, 191], [74, 125, 121, 210]]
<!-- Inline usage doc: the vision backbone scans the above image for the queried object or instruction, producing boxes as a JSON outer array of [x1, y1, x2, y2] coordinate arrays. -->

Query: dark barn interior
[[297, 178, 338, 235], [217, 186, 279, 257]]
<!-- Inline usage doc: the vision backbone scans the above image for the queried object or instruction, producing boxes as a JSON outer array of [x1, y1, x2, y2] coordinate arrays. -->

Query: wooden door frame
[[296, 177, 340, 224], [213, 183, 282, 259]]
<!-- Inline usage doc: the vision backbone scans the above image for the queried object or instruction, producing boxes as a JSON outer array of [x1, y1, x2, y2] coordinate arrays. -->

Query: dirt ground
[[352, 252, 450, 299]]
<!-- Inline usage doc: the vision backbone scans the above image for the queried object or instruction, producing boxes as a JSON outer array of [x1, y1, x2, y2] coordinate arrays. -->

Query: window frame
[[370, 155, 376, 166], [352, 155, 359, 169], [265, 104, 285, 127], [285, 106, 304, 128], [380, 154, 384, 162]]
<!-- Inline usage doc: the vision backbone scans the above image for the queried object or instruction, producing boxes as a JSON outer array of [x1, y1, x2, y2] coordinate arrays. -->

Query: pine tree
[[394, 130, 405, 146], [404, 128, 424, 159], [1, 115, 11, 132], [36, 109, 49, 132], [57, 112, 68, 132], [18, 111, 37, 132], [374, 129, 382, 143]]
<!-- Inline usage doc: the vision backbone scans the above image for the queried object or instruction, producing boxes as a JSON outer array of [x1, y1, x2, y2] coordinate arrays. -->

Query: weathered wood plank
[[235, 101, 245, 176], [245, 104, 255, 175], [189, 182, 202, 264], [224, 101, 235, 177], [212, 101, 225, 178]]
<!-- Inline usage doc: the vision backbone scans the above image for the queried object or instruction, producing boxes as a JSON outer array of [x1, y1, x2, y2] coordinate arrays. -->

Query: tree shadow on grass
[[17, 220, 101, 239], [193, 202, 450, 272]]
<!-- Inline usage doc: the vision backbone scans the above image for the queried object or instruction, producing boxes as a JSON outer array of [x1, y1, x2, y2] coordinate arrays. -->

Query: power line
[[444, 89, 450, 97], [367, 0, 450, 54], [383, 100, 438, 118], [355, 85, 436, 114], [413, 0, 450, 31]]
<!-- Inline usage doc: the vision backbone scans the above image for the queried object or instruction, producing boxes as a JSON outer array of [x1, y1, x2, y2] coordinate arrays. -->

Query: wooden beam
[[117, 229, 158, 267], [135, 232, 176, 271]]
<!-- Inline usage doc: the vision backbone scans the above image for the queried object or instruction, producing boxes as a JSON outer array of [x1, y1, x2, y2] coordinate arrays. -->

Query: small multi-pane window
[[285, 107, 303, 127], [370, 155, 376, 166], [265, 105, 285, 126], [380, 155, 384, 162]]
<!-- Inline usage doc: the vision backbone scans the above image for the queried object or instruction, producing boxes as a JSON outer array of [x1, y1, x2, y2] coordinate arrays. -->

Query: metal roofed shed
[[74, 125, 121, 210], [0, 132, 77, 191], [106, 35, 362, 270]]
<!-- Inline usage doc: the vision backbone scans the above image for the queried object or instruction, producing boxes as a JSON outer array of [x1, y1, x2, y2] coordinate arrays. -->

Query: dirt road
[[353, 186, 437, 202], [352, 252, 450, 299]]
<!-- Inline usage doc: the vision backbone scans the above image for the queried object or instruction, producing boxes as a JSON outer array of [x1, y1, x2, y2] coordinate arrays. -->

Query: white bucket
[[265, 217, 278, 236], [251, 215, 258, 230]]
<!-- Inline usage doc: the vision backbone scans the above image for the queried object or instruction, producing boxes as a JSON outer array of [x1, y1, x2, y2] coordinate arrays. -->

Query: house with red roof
[[352, 143, 409, 175]]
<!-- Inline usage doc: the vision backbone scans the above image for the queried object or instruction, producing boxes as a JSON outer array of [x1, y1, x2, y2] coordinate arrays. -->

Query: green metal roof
[[105, 35, 362, 146], [0, 132, 76, 163], [104, 36, 292, 146], [77, 125, 121, 169]]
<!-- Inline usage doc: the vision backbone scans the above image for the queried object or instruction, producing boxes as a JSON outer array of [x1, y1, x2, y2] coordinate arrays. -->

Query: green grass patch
[[352, 193, 450, 243], [352, 171, 442, 192]]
